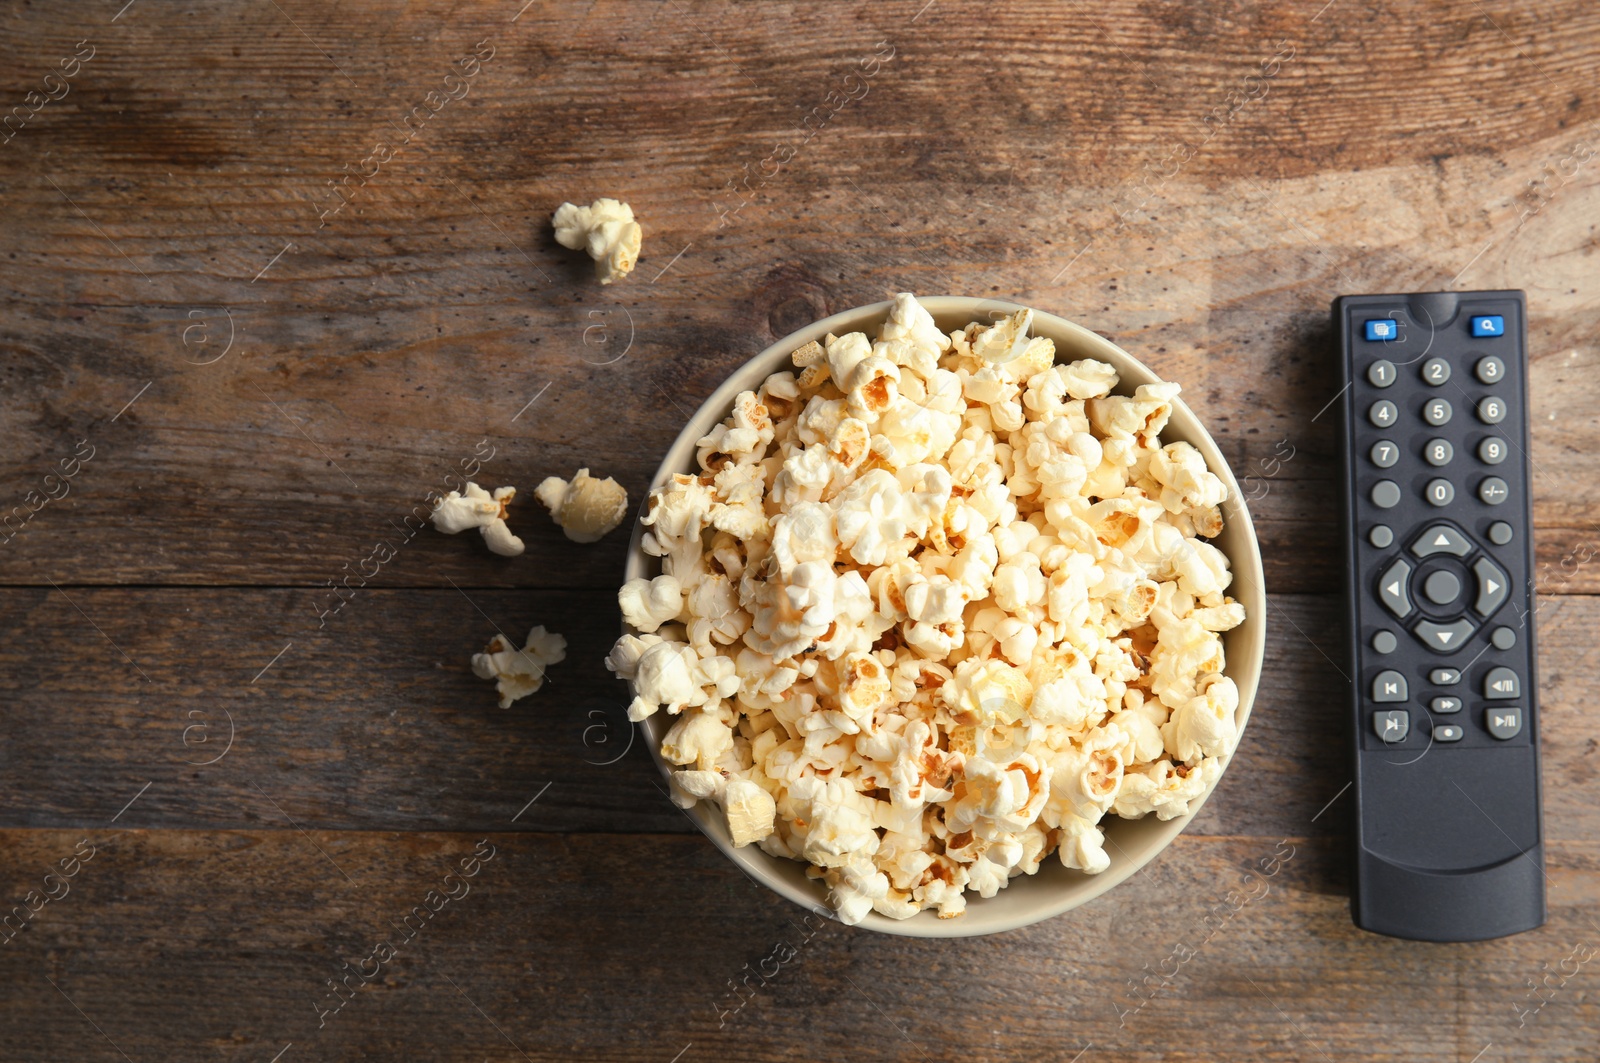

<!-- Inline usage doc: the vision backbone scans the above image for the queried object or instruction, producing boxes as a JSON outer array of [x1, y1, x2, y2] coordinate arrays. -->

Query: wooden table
[[2, 1, 1597, 1059]]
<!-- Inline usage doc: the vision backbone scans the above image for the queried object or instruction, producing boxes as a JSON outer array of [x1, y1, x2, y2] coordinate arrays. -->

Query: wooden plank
[[0, 3, 1597, 594], [1, 828, 1597, 1062], [2, 589, 1595, 844]]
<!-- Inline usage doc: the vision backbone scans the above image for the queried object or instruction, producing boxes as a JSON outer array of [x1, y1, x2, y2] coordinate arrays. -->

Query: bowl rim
[[622, 295, 1267, 937]]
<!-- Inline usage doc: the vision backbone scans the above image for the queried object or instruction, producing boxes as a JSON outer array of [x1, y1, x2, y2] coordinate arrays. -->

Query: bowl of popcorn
[[605, 295, 1265, 936]]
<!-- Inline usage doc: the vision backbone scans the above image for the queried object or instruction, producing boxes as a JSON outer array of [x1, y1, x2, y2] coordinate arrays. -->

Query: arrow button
[[1483, 666, 1521, 700], [1410, 524, 1473, 558], [1414, 618, 1476, 653], [1377, 557, 1413, 618], [1474, 556, 1509, 617]]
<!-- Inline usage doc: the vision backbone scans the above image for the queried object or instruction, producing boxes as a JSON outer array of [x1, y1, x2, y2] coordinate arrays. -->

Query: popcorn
[[471, 625, 566, 707], [535, 467, 629, 543], [432, 482, 526, 557], [610, 295, 1246, 924], [552, 197, 642, 285]]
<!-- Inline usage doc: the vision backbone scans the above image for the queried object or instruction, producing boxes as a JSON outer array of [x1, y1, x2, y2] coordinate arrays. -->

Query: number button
[[1478, 437, 1507, 465], [1370, 440, 1399, 468], [1425, 478, 1455, 507], [1478, 396, 1507, 424], [1367, 360, 1397, 387], [1370, 400, 1398, 428], [1476, 355, 1505, 384], [1423, 398, 1452, 426], [1421, 358, 1451, 385], [1424, 438, 1453, 467], [1478, 477, 1509, 505]]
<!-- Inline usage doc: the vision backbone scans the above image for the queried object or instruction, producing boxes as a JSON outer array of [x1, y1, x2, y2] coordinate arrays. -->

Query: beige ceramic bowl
[[623, 296, 1266, 937]]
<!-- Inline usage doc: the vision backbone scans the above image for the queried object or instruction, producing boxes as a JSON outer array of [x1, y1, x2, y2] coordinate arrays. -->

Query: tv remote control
[[1334, 290, 1544, 942]]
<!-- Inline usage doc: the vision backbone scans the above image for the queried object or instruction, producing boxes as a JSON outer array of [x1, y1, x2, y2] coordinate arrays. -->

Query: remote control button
[[1431, 696, 1462, 714], [1421, 357, 1451, 385], [1411, 524, 1473, 558], [1365, 319, 1399, 342], [1370, 440, 1399, 468], [1484, 666, 1520, 699], [1425, 478, 1455, 507], [1414, 618, 1475, 652], [1475, 355, 1505, 384], [1478, 477, 1510, 505], [1372, 630, 1398, 654], [1470, 315, 1505, 338], [1422, 398, 1453, 426], [1478, 396, 1507, 424], [1478, 437, 1507, 465], [1486, 707, 1523, 740], [1367, 360, 1397, 387], [1378, 557, 1414, 618], [1473, 556, 1508, 617], [1424, 438, 1453, 466], [1375, 709, 1409, 743], [1423, 570, 1461, 605], [1369, 525, 1394, 548], [1371, 480, 1402, 509], [1491, 626, 1517, 650], [1430, 668, 1461, 685], [1370, 400, 1399, 428], [1487, 521, 1513, 545], [1433, 724, 1464, 742], [1373, 670, 1409, 702]]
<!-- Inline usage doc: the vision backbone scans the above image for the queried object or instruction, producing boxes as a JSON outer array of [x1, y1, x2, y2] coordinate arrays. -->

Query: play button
[[1483, 666, 1521, 699]]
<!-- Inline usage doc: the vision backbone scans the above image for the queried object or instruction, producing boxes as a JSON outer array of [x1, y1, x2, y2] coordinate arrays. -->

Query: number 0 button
[[1423, 398, 1453, 426], [1370, 400, 1398, 428], [1426, 479, 1455, 507], [1478, 396, 1507, 424], [1371, 440, 1399, 468]]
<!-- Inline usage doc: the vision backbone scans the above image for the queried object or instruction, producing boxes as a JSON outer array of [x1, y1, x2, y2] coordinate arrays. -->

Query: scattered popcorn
[[552, 197, 642, 285], [610, 295, 1246, 924], [432, 482, 526, 557], [472, 624, 566, 708], [535, 468, 629, 543]]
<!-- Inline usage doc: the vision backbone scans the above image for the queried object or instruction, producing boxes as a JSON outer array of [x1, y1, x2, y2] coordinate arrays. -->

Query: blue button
[[1364, 319, 1398, 342], [1471, 315, 1505, 337]]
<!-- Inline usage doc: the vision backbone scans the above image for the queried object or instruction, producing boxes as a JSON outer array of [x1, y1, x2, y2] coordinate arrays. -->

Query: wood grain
[[1, 2, 1599, 594], [2, 0, 1599, 1059], [2, 828, 1599, 1063]]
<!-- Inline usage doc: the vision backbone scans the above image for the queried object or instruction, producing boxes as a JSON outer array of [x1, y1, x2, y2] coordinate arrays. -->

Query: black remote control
[[1334, 290, 1545, 942]]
